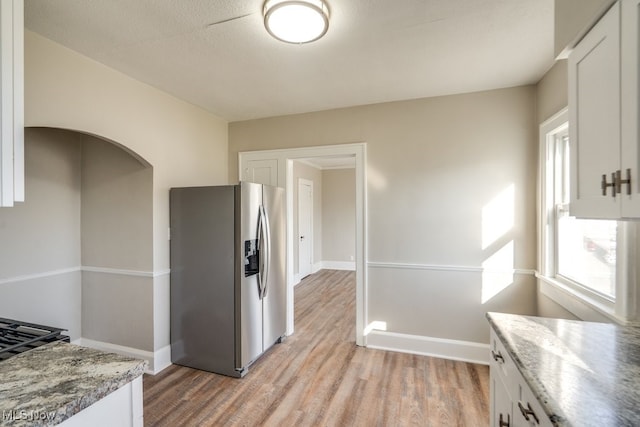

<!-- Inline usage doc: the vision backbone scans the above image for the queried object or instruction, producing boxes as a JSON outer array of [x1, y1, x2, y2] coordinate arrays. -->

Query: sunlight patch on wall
[[363, 320, 387, 336], [482, 184, 515, 249], [481, 241, 515, 303]]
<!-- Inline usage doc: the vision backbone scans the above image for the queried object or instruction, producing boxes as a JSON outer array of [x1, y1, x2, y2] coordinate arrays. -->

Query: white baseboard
[[295, 260, 356, 285], [366, 330, 489, 365], [153, 345, 172, 374], [321, 261, 356, 271], [310, 261, 356, 274], [312, 262, 323, 274], [77, 338, 171, 375]]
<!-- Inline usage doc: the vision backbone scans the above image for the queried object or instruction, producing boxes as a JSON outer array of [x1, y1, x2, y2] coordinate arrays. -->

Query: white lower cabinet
[[489, 329, 552, 427], [58, 376, 143, 427]]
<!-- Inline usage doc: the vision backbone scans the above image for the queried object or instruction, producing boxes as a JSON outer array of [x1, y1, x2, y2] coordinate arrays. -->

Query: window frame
[[538, 108, 637, 324]]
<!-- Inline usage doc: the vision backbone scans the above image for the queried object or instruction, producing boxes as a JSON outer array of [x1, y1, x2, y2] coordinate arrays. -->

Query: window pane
[[557, 217, 616, 298], [560, 135, 570, 204]]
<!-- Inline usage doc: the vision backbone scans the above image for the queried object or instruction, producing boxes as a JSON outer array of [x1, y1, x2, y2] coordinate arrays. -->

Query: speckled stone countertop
[[487, 312, 640, 427], [0, 341, 147, 427]]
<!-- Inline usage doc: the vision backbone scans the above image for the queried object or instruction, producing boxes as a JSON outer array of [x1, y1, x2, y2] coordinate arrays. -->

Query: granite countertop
[[487, 312, 640, 427], [0, 341, 147, 427]]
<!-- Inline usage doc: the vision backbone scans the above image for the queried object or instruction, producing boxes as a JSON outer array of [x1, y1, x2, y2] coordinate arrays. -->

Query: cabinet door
[[0, 0, 24, 207], [569, 1, 621, 218], [513, 378, 553, 427], [491, 370, 513, 427], [621, 0, 640, 217]]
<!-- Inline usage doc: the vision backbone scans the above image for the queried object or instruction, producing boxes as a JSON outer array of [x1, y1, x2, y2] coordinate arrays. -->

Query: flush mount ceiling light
[[263, 0, 330, 44]]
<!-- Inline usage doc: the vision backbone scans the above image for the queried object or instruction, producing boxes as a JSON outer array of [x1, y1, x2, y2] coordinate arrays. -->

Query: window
[[550, 127, 617, 300], [538, 109, 633, 322]]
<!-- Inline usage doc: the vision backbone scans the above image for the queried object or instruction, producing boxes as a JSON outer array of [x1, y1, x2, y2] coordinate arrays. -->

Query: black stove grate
[[0, 317, 70, 361]]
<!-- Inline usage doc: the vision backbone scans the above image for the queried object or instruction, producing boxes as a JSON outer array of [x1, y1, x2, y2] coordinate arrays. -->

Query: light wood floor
[[144, 270, 489, 426]]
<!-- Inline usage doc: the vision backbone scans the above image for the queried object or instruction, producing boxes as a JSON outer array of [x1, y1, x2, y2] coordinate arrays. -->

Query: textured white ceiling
[[24, 0, 555, 122]]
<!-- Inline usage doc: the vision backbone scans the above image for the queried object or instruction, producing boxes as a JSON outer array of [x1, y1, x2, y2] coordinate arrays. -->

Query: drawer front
[[490, 328, 517, 395]]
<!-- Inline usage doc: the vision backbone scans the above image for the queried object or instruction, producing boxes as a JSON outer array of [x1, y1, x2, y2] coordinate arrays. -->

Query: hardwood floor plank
[[144, 270, 489, 426]]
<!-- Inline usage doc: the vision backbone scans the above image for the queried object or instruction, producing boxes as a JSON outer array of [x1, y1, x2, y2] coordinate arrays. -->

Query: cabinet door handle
[[615, 169, 632, 195], [491, 350, 504, 363], [602, 173, 617, 197], [518, 401, 540, 424], [499, 413, 510, 427]]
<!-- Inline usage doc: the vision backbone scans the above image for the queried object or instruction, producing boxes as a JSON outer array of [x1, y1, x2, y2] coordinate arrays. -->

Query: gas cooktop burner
[[0, 318, 70, 361]]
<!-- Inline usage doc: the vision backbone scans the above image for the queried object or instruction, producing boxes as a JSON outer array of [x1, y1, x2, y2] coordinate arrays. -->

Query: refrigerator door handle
[[257, 205, 264, 297], [257, 205, 269, 299], [262, 205, 271, 298]]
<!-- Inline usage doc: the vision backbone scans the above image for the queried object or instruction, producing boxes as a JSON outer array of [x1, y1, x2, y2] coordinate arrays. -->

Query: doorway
[[297, 179, 313, 280], [238, 143, 367, 346]]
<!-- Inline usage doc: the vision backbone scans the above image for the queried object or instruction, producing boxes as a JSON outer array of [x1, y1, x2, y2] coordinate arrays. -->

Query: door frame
[[297, 178, 314, 281], [239, 143, 367, 346]]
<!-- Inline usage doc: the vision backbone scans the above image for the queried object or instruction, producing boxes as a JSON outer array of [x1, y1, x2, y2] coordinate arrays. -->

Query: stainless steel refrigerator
[[169, 182, 286, 378]]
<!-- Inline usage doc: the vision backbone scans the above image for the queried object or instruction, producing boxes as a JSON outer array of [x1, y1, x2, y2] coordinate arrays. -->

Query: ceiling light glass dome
[[263, 0, 330, 44]]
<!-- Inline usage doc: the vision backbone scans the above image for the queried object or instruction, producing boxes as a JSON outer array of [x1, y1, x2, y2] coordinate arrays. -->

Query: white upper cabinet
[[569, 0, 640, 219], [569, 1, 620, 218], [0, 0, 23, 207], [620, 0, 640, 217]]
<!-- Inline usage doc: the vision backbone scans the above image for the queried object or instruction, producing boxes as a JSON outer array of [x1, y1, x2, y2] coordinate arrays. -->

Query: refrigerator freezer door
[[170, 186, 237, 377], [237, 182, 264, 370], [261, 185, 287, 350]]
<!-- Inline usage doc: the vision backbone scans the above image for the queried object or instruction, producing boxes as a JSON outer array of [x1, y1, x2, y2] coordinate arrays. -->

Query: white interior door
[[298, 180, 312, 279], [243, 159, 278, 186]]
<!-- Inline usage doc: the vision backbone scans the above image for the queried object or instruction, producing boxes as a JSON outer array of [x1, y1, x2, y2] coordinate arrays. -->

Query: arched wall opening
[[0, 126, 154, 355]]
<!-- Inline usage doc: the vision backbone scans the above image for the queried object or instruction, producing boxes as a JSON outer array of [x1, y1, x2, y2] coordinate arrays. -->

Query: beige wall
[[82, 272, 154, 349], [322, 168, 356, 264], [292, 161, 322, 277], [23, 31, 229, 358], [536, 60, 568, 124], [81, 136, 153, 270], [81, 135, 154, 349], [0, 128, 82, 339], [230, 86, 538, 345], [0, 129, 82, 277]]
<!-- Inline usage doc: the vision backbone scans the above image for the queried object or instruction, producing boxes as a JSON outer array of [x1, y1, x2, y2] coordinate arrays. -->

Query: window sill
[[536, 273, 631, 325]]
